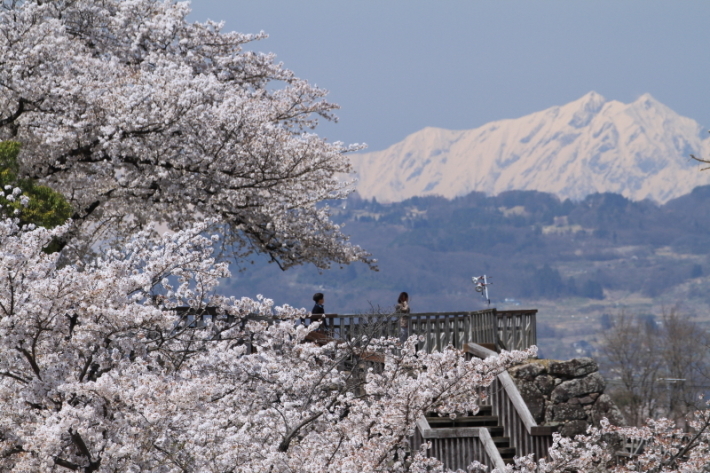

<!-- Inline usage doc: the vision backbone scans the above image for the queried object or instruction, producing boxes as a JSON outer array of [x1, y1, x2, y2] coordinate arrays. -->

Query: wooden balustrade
[[412, 418, 506, 472], [496, 310, 538, 351], [303, 308, 535, 353], [410, 310, 499, 352], [466, 342, 555, 463], [309, 311, 498, 352], [173, 307, 537, 353], [172, 307, 538, 353]]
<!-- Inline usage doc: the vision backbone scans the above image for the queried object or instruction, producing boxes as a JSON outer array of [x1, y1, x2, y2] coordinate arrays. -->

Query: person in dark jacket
[[311, 292, 328, 329], [396, 292, 410, 343]]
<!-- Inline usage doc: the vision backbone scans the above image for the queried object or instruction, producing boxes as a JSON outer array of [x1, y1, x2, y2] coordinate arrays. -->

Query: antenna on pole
[[472, 275, 491, 305]]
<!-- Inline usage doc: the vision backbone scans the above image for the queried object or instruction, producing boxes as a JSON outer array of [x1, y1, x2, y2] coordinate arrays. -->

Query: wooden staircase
[[412, 343, 557, 470], [426, 405, 516, 465]]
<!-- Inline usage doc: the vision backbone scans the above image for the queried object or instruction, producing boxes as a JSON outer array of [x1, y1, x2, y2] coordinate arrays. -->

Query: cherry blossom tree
[[0, 216, 534, 472], [503, 409, 710, 473], [0, 0, 370, 269]]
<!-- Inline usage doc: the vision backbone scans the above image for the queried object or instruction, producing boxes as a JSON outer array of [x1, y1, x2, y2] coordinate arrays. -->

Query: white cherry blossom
[[0, 0, 370, 269]]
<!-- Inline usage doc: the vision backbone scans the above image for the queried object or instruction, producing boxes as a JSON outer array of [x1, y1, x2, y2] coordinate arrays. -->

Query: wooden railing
[[172, 307, 537, 353], [171, 307, 538, 353], [307, 310, 498, 353], [466, 342, 555, 462], [410, 310, 499, 352], [496, 310, 538, 351], [411, 418, 506, 472], [303, 308, 535, 353]]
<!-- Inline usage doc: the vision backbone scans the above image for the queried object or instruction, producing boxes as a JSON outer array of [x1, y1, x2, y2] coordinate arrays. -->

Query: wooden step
[[488, 426, 504, 436], [426, 415, 499, 427], [498, 447, 516, 457], [491, 436, 510, 446]]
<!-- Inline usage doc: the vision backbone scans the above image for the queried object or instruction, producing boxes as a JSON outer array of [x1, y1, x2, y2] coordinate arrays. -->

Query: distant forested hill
[[219, 186, 710, 316]]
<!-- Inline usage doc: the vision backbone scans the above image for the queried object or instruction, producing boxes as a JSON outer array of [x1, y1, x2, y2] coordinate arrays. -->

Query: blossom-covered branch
[[0, 0, 371, 269]]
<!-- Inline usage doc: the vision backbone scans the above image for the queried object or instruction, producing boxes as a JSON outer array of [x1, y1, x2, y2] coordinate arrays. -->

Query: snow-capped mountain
[[350, 92, 710, 204]]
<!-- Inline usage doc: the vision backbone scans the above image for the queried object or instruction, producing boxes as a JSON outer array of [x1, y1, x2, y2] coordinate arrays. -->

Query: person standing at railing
[[396, 292, 410, 343], [311, 292, 328, 330]]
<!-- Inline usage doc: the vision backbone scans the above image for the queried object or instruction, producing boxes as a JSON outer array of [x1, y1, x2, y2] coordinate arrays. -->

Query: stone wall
[[508, 357, 625, 437]]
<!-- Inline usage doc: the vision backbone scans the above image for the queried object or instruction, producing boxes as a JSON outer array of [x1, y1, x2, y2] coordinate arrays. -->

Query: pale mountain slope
[[351, 92, 710, 203]]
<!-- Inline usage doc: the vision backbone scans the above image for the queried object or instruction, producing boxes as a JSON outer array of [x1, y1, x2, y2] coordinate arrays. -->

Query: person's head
[[313, 292, 324, 304], [398, 292, 409, 304]]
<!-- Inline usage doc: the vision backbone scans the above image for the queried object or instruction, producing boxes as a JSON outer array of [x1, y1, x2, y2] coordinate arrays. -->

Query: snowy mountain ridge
[[350, 92, 710, 204]]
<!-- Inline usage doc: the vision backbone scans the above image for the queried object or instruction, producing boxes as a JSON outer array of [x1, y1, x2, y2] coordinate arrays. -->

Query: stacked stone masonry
[[508, 357, 625, 437]]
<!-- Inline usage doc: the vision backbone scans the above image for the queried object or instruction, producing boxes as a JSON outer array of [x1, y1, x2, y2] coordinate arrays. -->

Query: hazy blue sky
[[188, 1, 710, 152]]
